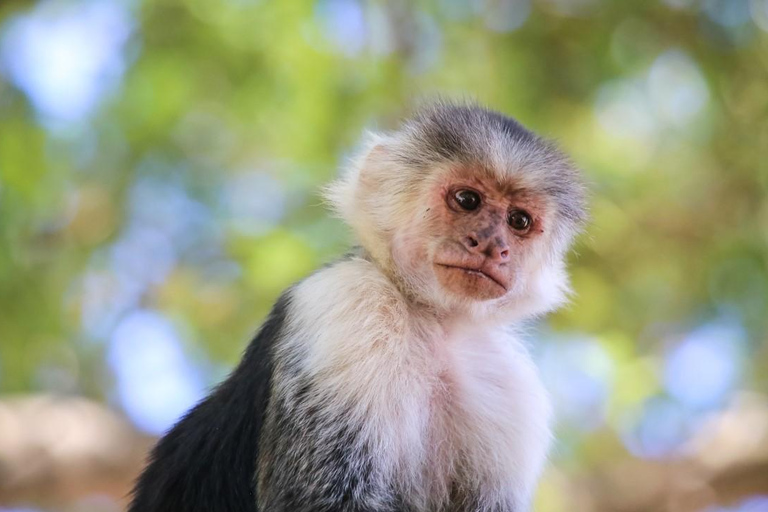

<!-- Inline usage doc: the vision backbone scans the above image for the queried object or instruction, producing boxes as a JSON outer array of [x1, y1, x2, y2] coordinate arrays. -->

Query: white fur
[[282, 258, 553, 511], [311, 104, 584, 509]]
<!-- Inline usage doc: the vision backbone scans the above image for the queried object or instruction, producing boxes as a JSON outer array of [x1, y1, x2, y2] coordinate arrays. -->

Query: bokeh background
[[1, 0, 767, 510]]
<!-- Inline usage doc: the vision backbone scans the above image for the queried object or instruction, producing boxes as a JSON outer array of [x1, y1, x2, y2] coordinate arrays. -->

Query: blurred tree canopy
[[0, 0, 767, 510]]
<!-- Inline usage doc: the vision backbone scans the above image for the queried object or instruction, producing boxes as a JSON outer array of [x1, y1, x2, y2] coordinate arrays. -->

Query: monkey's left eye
[[454, 190, 481, 211], [508, 210, 532, 231]]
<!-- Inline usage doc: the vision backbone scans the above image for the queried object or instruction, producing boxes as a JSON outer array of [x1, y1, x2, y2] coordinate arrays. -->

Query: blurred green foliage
[[0, 0, 767, 506]]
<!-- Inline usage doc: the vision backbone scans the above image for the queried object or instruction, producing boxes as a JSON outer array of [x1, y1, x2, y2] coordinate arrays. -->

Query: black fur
[[128, 283, 399, 512], [127, 293, 291, 512]]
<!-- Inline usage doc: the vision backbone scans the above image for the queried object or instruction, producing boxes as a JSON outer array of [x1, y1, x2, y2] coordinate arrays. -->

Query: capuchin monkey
[[128, 102, 587, 512]]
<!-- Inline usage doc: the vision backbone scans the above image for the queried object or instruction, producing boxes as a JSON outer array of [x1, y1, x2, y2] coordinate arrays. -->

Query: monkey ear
[[323, 132, 402, 267], [322, 131, 390, 225]]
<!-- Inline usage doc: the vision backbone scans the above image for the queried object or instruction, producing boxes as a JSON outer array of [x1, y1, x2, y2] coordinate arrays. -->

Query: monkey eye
[[508, 210, 532, 231], [454, 190, 481, 211]]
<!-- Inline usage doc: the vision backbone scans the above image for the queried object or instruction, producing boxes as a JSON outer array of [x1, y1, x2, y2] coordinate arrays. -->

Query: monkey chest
[[388, 334, 551, 502], [424, 338, 528, 448]]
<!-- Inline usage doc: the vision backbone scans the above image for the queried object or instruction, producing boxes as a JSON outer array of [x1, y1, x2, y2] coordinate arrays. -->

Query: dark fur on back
[[127, 293, 291, 512]]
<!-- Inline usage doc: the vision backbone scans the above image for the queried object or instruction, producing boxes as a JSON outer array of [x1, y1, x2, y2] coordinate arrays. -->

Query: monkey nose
[[462, 235, 510, 262], [487, 240, 510, 262]]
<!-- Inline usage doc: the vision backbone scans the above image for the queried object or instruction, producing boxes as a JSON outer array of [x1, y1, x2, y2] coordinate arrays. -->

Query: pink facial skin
[[393, 166, 551, 303]]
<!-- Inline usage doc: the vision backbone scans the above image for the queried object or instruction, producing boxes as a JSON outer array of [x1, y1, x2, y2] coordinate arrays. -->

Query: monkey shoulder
[[288, 256, 411, 345], [274, 255, 421, 416], [256, 258, 420, 510], [302, 255, 405, 307], [127, 295, 290, 512]]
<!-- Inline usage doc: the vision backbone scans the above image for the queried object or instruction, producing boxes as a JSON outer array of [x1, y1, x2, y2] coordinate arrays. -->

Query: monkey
[[128, 102, 587, 512]]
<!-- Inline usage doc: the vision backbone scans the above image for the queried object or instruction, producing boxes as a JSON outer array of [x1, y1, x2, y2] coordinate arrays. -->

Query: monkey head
[[327, 103, 587, 320]]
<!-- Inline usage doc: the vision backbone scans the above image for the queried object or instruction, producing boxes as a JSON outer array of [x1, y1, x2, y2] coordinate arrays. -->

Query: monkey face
[[431, 169, 549, 301], [327, 104, 586, 317], [390, 165, 558, 309]]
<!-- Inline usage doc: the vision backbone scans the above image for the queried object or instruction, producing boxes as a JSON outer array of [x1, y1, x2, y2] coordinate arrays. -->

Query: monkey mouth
[[435, 263, 507, 292]]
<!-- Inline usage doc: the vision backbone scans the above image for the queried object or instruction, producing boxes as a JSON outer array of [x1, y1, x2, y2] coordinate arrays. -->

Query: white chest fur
[[419, 323, 553, 509], [285, 259, 553, 511]]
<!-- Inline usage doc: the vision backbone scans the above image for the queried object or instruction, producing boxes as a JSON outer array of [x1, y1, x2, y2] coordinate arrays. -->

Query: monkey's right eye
[[454, 190, 481, 211]]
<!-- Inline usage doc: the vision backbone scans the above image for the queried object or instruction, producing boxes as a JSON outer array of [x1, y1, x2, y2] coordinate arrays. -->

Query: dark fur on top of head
[[395, 102, 538, 167], [396, 102, 587, 230]]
